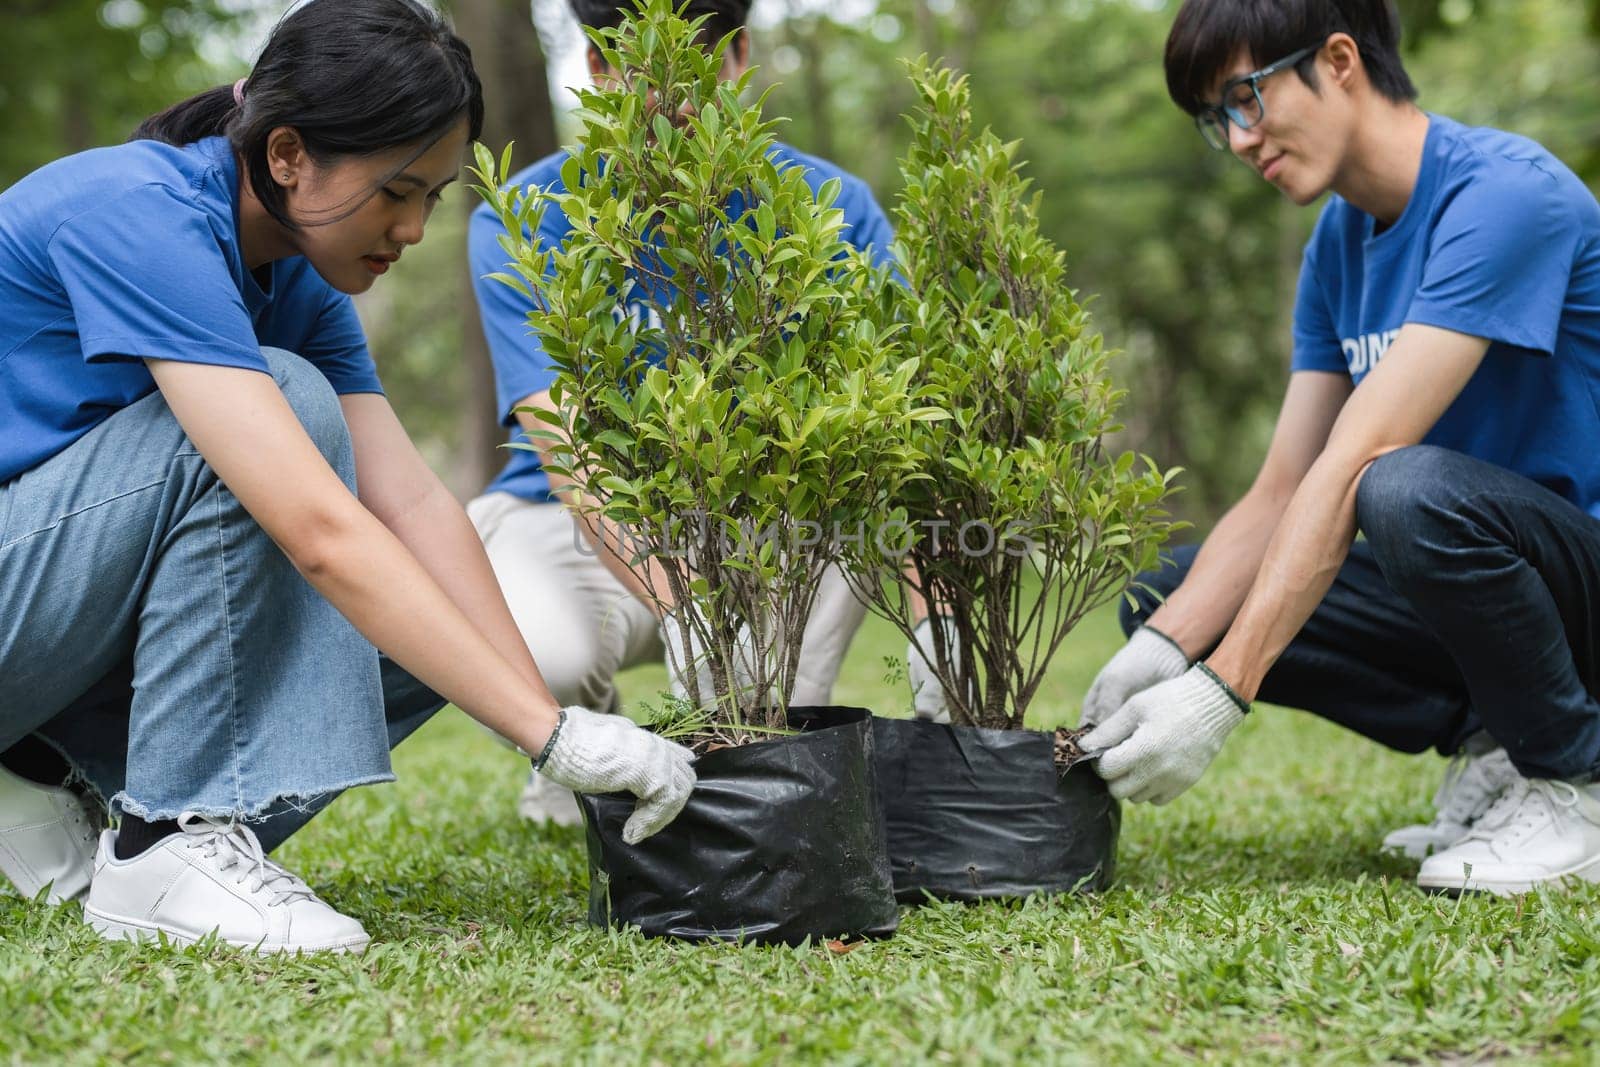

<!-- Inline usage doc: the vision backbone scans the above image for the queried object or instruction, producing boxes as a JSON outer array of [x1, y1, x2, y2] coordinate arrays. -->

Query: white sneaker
[[83, 814, 370, 954], [1417, 778, 1600, 896], [0, 765, 103, 904], [517, 769, 583, 826], [1382, 748, 1519, 859]]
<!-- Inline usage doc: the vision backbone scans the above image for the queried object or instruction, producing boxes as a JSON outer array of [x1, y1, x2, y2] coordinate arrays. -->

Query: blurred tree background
[[5, 0, 1597, 518]]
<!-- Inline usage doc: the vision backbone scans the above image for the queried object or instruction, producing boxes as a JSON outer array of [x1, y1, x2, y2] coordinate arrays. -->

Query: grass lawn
[[4, 604, 1600, 1065]]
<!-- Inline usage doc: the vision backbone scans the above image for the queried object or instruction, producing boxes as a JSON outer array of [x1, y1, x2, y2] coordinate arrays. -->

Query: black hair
[[1164, 0, 1417, 115], [134, 0, 484, 230], [569, 0, 752, 51]]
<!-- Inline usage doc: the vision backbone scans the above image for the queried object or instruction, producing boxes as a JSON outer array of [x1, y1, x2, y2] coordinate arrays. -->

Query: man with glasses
[[1079, 0, 1600, 896]]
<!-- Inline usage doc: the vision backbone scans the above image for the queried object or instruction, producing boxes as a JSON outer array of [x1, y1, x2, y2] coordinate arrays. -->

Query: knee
[[260, 348, 354, 482], [1356, 446, 1455, 541], [531, 636, 613, 710], [1356, 446, 1476, 582], [1120, 545, 1196, 637]]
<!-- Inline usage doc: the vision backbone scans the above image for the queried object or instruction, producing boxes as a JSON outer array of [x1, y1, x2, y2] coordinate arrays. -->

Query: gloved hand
[[1079, 625, 1190, 728], [1083, 665, 1248, 805], [661, 607, 765, 708], [907, 616, 957, 724], [535, 706, 697, 843]]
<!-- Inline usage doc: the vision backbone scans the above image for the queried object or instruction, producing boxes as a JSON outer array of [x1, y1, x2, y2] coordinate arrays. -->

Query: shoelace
[[176, 813, 318, 908], [1466, 778, 1580, 842], [1433, 750, 1516, 828]]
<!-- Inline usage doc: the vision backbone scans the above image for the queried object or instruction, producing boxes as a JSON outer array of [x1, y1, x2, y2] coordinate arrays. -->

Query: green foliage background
[[4, 0, 1598, 520]]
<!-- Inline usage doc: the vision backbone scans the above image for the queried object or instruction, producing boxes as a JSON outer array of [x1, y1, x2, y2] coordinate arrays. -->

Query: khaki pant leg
[[790, 564, 870, 707], [466, 493, 661, 716]]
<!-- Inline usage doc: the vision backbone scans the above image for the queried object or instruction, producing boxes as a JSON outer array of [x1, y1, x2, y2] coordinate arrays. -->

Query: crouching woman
[[0, 0, 692, 954]]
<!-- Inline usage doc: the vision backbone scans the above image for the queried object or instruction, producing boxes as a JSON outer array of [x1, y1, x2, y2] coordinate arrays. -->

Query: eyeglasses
[[1194, 43, 1321, 151]]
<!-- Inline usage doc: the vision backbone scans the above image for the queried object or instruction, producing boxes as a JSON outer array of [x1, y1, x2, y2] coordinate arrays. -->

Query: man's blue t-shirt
[[1293, 114, 1600, 517], [470, 142, 897, 503], [0, 136, 383, 485]]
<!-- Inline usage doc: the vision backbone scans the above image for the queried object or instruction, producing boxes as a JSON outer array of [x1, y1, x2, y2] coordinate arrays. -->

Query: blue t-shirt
[[1293, 114, 1600, 517], [470, 141, 897, 503], [0, 136, 383, 485]]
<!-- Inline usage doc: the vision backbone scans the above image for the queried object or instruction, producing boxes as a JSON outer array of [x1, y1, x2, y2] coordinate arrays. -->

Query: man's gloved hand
[[1084, 665, 1248, 805], [907, 616, 956, 724], [1079, 625, 1190, 728], [535, 706, 697, 843], [661, 607, 765, 708]]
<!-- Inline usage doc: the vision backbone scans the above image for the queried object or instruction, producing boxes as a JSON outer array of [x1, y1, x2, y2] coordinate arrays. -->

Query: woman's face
[[271, 120, 470, 295]]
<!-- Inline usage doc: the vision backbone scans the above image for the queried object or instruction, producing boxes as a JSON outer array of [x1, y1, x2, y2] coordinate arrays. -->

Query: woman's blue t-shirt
[[0, 136, 383, 485], [1292, 115, 1600, 517]]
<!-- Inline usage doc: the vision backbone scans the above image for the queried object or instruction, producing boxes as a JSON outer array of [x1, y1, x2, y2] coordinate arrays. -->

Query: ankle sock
[[0, 736, 73, 787], [115, 814, 181, 860]]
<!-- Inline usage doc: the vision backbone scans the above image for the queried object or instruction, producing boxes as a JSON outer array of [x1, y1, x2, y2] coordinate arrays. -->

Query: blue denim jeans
[[1124, 445, 1600, 781], [0, 348, 445, 849]]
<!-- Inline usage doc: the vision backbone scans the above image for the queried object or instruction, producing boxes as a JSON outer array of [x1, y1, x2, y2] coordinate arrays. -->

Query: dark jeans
[[1123, 445, 1600, 781]]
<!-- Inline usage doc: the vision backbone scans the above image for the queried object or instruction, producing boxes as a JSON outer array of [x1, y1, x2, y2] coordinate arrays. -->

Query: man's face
[[1209, 46, 1350, 206]]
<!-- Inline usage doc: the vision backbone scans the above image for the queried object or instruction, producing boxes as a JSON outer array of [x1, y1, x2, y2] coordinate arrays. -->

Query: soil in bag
[[576, 705, 899, 945], [872, 716, 1120, 902]]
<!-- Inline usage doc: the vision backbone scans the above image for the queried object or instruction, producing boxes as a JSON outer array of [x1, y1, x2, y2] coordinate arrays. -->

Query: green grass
[[5, 605, 1600, 1064]]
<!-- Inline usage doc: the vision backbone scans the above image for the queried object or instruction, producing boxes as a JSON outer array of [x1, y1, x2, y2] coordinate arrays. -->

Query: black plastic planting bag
[[576, 706, 898, 945], [871, 716, 1120, 902]]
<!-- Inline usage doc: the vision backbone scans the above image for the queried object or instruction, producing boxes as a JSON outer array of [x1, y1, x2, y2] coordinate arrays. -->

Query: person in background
[[467, 0, 906, 823]]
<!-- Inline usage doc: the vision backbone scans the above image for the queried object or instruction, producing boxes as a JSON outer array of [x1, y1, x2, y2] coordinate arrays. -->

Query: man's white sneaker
[[517, 769, 583, 827], [1382, 747, 1519, 860], [0, 765, 103, 904], [1417, 778, 1600, 896], [83, 813, 370, 953]]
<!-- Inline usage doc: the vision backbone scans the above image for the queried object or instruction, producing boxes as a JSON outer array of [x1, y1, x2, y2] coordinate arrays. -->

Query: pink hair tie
[[232, 78, 247, 107]]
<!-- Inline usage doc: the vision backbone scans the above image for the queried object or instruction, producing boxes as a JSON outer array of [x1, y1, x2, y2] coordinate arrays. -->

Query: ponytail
[[133, 84, 240, 146]]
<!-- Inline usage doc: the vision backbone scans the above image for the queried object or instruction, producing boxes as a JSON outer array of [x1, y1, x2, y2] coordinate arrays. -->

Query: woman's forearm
[[293, 499, 560, 754]]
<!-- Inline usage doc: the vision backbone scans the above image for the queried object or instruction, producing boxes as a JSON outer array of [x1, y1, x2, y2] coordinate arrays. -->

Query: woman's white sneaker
[[1417, 778, 1600, 896], [1382, 748, 1519, 859], [0, 765, 103, 904], [83, 813, 370, 953]]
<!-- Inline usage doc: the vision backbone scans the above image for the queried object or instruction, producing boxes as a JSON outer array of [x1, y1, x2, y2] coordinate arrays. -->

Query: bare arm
[[1147, 371, 1352, 658], [340, 392, 554, 697], [146, 359, 560, 755], [1206, 324, 1491, 700], [512, 388, 675, 613]]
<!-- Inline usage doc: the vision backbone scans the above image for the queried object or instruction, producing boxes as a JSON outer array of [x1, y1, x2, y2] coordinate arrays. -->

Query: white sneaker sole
[[1417, 854, 1600, 897], [84, 906, 370, 954], [1380, 840, 1434, 862]]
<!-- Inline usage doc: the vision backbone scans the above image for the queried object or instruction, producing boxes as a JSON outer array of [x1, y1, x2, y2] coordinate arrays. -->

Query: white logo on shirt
[[618, 303, 664, 333], [1340, 328, 1400, 375]]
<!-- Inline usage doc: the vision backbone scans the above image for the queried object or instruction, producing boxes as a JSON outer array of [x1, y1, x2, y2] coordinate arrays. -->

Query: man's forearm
[[1204, 452, 1366, 702], [544, 466, 675, 612], [1147, 486, 1295, 659]]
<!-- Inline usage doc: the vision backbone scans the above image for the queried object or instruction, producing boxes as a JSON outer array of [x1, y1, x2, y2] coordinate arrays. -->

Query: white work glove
[[1084, 665, 1248, 805], [535, 706, 697, 843], [661, 607, 765, 708], [1079, 625, 1190, 728], [907, 616, 956, 724]]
